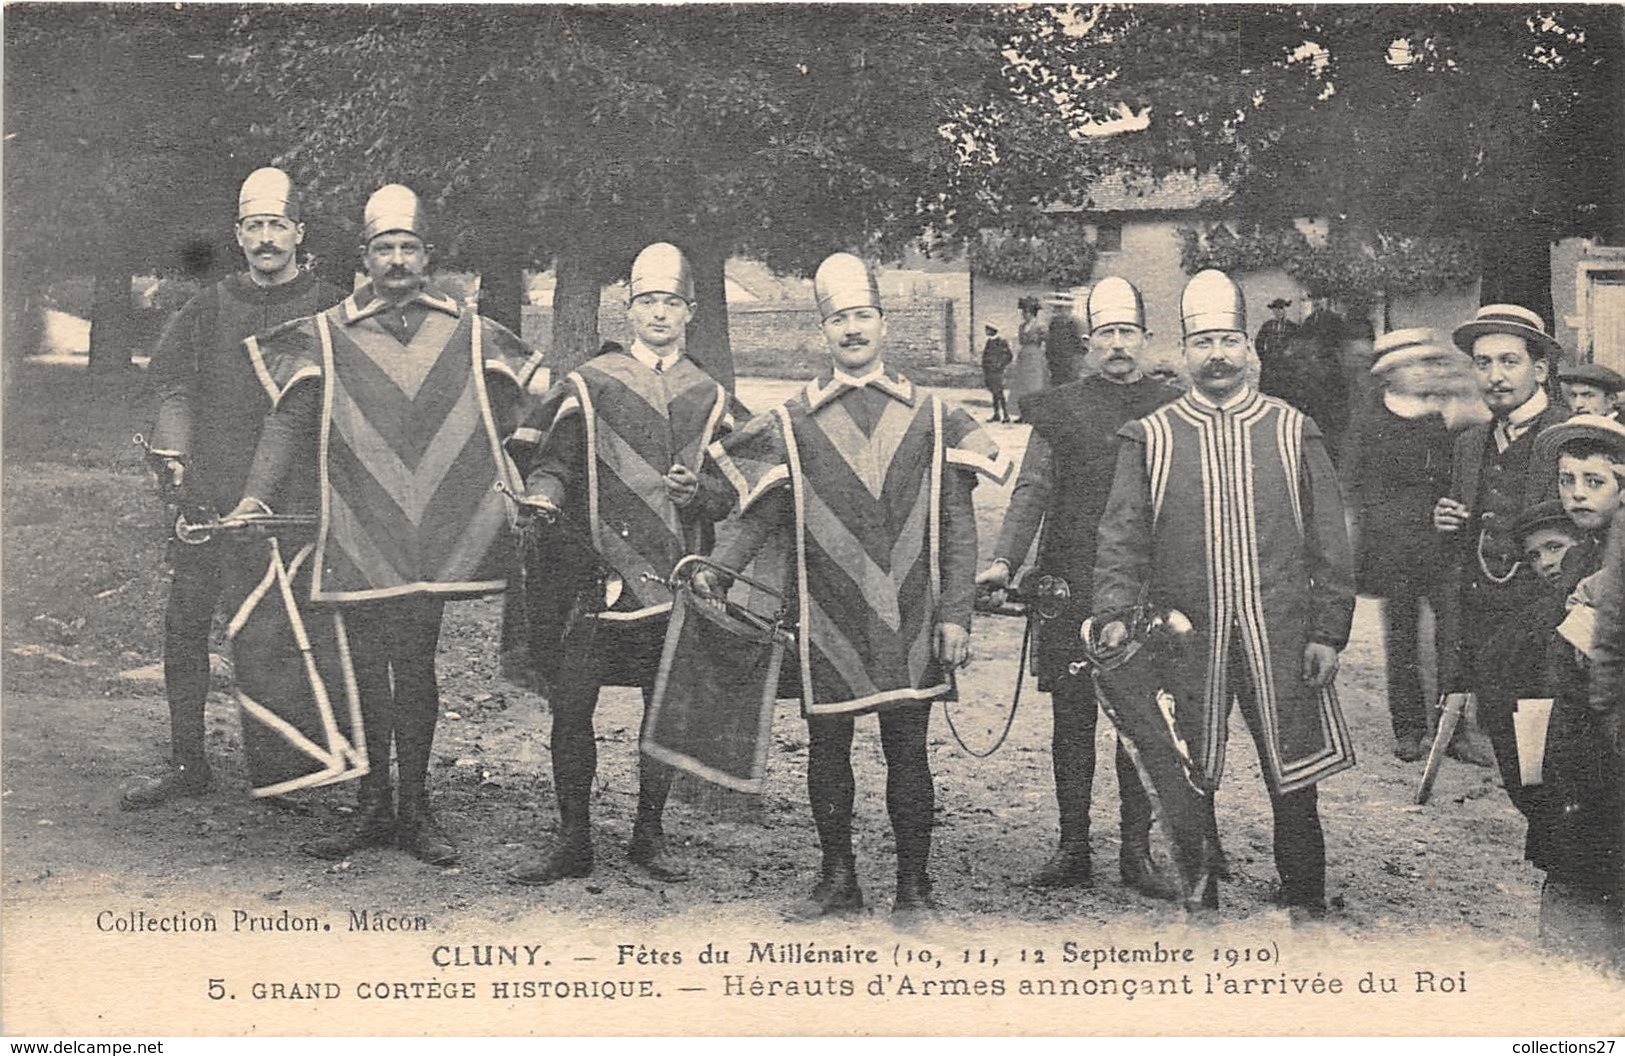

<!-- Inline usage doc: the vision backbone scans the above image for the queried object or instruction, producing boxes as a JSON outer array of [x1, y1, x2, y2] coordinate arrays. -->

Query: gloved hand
[[148, 457, 186, 501]]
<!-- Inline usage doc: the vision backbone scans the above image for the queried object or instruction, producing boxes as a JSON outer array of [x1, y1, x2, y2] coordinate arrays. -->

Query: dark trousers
[[1222, 642, 1327, 907], [162, 540, 255, 771], [1379, 580, 1442, 741], [807, 703, 933, 875], [547, 620, 674, 839], [985, 377, 1008, 421], [344, 596, 446, 810], [1049, 673, 1152, 848]]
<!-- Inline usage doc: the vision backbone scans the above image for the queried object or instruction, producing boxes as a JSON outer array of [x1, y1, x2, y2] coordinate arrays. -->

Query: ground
[[3, 360, 1621, 1035]]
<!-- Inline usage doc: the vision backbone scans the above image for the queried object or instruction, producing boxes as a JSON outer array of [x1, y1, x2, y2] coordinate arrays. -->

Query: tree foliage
[[1177, 224, 1480, 300], [1001, 4, 1624, 312]]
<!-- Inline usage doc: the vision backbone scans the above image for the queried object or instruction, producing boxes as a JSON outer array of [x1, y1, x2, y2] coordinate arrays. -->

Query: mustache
[[1199, 361, 1240, 375], [840, 336, 869, 348], [254, 244, 282, 254]]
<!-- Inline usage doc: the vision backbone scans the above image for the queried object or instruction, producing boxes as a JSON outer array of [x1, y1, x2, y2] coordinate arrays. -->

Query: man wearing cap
[[1433, 304, 1571, 782], [974, 276, 1180, 893], [1347, 330, 1460, 761], [1260, 295, 1350, 464], [1561, 362, 1624, 423], [697, 252, 1008, 917], [1093, 269, 1356, 916], [124, 168, 347, 810], [1254, 297, 1298, 363], [506, 242, 738, 886], [1045, 294, 1087, 388], [980, 324, 1013, 423], [227, 184, 542, 864]]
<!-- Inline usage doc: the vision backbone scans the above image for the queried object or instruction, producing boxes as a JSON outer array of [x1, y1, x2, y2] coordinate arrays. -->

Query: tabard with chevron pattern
[[245, 289, 543, 604], [1094, 389, 1357, 795], [529, 351, 732, 622], [708, 372, 1009, 716]]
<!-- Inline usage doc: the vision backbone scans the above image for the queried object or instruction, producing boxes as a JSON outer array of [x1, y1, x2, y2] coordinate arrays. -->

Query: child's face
[[1523, 526, 1580, 583], [1557, 452, 1623, 532]]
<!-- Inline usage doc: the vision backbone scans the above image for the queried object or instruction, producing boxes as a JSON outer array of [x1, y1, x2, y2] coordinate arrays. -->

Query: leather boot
[[304, 779, 395, 860], [508, 782, 593, 885], [1031, 840, 1092, 888], [892, 854, 939, 923], [397, 792, 458, 866], [628, 820, 691, 883], [1119, 825, 1178, 901], [787, 854, 864, 920], [121, 760, 212, 810]]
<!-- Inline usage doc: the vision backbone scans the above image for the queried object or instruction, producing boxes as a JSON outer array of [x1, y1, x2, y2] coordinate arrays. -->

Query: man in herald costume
[[1432, 305, 1571, 799], [697, 252, 1008, 917], [975, 277, 1180, 893], [125, 167, 347, 809], [506, 243, 738, 886], [229, 184, 542, 864], [1093, 269, 1356, 915]]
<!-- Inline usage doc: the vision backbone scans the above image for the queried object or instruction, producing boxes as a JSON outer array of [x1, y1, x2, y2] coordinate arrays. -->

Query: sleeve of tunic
[[239, 382, 320, 508], [145, 290, 212, 458], [1301, 426, 1357, 649], [524, 412, 582, 509], [1091, 430, 1153, 615], [993, 432, 1051, 573], [708, 485, 791, 575], [937, 467, 978, 629]]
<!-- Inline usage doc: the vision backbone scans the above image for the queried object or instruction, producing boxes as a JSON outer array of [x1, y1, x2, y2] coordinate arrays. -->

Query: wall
[[521, 297, 962, 381]]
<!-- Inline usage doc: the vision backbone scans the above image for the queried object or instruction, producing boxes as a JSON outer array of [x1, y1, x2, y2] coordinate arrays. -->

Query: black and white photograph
[[2, 1, 1623, 1040]]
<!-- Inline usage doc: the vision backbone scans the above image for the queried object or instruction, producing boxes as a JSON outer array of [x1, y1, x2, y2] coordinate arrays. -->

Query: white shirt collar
[[1504, 387, 1549, 430], [630, 339, 683, 373], [832, 363, 887, 389]]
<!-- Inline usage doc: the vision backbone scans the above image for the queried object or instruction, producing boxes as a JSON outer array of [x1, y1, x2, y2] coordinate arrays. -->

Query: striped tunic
[[523, 351, 732, 623], [246, 287, 543, 603], [708, 372, 1009, 715], [1093, 389, 1356, 794]]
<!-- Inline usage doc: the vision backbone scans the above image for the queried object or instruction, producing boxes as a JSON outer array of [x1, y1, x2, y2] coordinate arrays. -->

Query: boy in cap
[[506, 242, 738, 885], [1527, 416, 1625, 954], [125, 167, 346, 809], [1517, 500, 1585, 586], [698, 252, 1007, 918], [980, 324, 1013, 423], [230, 184, 542, 864]]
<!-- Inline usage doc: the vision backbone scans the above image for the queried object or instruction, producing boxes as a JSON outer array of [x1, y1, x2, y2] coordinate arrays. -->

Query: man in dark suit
[[1432, 304, 1571, 815]]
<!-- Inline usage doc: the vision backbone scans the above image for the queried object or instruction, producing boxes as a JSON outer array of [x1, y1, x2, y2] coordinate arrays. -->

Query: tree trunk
[[89, 256, 135, 374], [550, 250, 602, 375], [476, 243, 527, 335], [3, 282, 46, 364], [685, 238, 736, 391]]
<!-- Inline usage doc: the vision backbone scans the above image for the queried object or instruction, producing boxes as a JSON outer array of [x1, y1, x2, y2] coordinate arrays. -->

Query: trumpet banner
[[643, 585, 789, 795], [226, 539, 366, 798]]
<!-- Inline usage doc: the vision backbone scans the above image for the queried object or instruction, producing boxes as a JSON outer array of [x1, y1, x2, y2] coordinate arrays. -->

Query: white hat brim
[[1452, 319, 1562, 359]]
